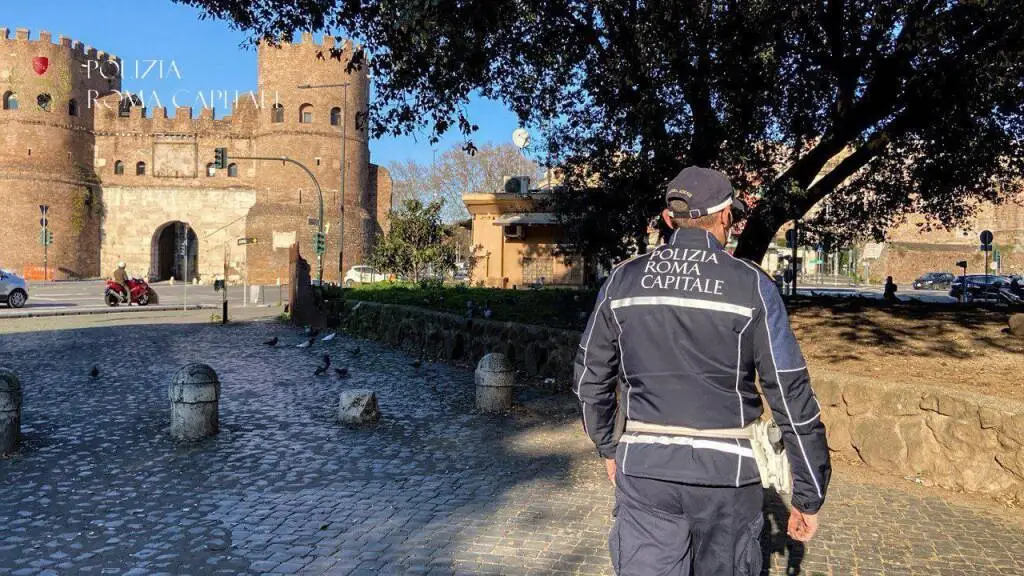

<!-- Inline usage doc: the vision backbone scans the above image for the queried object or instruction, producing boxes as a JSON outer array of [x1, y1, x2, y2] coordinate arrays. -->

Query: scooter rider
[[574, 166, 831, 575], [112, 261, 130, 303]]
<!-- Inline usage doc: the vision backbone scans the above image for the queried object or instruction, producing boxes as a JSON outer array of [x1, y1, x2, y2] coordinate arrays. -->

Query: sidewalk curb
[[0, 304, 217, 319]]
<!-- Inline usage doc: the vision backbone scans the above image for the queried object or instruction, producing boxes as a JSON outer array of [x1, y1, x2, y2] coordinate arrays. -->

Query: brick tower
[[246, 33, 374, 284], [0, 28, 120, 280]]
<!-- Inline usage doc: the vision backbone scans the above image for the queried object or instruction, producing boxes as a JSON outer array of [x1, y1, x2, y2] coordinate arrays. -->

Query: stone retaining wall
[[339, 300, 580, 386], [340, 300, 1024, 502], [816, 371, 1024, 502]]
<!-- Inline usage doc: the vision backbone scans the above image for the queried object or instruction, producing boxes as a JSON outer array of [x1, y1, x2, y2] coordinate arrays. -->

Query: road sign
[[307, 217, 320, 226], [40, 218, 47, 228], [39, 204, 48, 214], [956, 260, 967, 269], [785, 228, 797, 248], [237, 237, 258, 246], [980, 244, 993, 252], [980, 230, 993, 245]]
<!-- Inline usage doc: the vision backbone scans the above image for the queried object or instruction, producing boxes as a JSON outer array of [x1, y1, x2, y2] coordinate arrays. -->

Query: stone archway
[[150, 221, 198, 281]]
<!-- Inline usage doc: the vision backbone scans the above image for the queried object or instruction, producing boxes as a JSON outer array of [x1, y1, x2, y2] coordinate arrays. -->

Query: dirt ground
[[790, 298, 1024, 400]]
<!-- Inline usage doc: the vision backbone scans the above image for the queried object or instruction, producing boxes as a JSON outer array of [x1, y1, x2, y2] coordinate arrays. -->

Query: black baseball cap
[[665, 166, 747, 219]]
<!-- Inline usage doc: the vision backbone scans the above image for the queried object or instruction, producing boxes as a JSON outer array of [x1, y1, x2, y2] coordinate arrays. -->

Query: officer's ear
[[661, 208, 675, 229]]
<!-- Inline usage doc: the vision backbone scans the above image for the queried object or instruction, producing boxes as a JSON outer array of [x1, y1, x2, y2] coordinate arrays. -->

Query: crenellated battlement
[[258, 32, 355, 57], [92, 91, 263, 136], [0, 27, 119, 66]]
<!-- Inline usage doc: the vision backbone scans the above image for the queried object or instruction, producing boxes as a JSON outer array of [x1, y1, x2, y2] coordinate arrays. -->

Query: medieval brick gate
[[100, 186, 256, 283]]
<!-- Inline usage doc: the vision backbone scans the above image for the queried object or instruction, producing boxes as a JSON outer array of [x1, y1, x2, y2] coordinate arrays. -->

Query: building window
[[271, 103, 284, 123], [299, 104, 313, 124], [136, 161, 146, 176], [68, 99, 79, 116], [2, 91, 18, 110], [206, 163, 216, 177], [114, 160, 124, 175], [227, 163, 238, 177], [330, 107, 341, 126], [37, 93, 52, 112], [119, 99, 131, 117]]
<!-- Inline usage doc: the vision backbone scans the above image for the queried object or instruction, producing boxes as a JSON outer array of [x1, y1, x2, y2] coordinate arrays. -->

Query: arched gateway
[[151, 221, 199, 281]]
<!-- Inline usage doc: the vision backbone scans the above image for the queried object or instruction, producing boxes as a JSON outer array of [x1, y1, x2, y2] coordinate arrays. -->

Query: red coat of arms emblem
[[32, 56, 49, 75]]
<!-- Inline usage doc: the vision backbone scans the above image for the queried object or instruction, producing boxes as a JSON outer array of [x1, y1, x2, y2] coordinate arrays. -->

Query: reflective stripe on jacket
[[573, 227, 831, 514]]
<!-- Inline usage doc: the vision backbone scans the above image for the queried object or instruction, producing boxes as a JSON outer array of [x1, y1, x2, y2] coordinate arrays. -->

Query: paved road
[[1, 281, 289, 317], [794, 285, 956, 303], [1, 315, 1021, 575]]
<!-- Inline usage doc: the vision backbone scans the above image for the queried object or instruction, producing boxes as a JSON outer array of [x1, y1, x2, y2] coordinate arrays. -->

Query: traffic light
[[214, 147, 228, 169], [312, 231, 326, 255], [39, 229, 53, 246], [47, 230, 53, 246]]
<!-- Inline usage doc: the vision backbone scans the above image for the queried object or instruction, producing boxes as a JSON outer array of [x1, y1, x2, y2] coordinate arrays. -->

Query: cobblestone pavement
[[1, 318, 1022, 575]]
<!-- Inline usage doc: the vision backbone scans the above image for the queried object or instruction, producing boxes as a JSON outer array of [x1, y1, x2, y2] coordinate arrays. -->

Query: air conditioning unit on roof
[[503, 176, 530, 195]]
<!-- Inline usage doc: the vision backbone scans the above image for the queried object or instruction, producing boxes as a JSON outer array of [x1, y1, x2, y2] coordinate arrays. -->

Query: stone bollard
[[169, 363, 220, 441], [1010, 314, 1024, 338], [475, 353, 515, 412], [338, 390, 380, 425], [0, 369, 21, 455]]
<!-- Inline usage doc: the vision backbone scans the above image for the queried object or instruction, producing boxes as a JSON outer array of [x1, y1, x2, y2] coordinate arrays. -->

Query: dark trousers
[[610, 471, 764, 576]]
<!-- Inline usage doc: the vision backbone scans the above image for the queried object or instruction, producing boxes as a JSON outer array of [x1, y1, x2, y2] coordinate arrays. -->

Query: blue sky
[[3, 0, 523, 168]]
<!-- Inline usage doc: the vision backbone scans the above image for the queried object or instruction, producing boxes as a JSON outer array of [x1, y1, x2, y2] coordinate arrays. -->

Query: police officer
[[574, 166, 830, 576]]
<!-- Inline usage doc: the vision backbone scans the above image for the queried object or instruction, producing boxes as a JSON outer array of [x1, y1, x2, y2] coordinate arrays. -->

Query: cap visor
[[731, 197, 749, 219]]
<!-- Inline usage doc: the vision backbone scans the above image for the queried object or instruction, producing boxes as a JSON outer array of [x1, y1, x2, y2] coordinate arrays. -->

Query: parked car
[[912, 272, 955, 290], [343, 265, 389, 288], [949, 274, 1015, 302], [0, 268, 29, 308]]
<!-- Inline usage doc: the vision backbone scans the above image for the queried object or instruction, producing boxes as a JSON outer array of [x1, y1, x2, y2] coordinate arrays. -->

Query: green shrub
[[344, 283, 598, 330]]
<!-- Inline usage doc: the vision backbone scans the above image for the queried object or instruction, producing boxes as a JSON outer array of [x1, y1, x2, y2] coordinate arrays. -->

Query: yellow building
[[463, 185, 586, 287]]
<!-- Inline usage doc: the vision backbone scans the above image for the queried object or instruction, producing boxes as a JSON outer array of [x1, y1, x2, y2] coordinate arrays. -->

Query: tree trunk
[[733, 211, 779, 263]]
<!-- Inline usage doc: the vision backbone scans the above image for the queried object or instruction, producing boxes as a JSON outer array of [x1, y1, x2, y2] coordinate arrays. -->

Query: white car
[[343, 265, 389, 288], [0, 269, 29, 308]]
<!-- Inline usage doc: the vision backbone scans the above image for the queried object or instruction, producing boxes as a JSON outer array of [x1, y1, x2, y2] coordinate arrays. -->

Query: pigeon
[[297, 337, 315, 349], [309, 328, 321, 339], [314, 355, 331, 376], [334, 367, 350, 379], [303, 325, 312, 335], [321, 332, 336, 342], [90, 366, 99, 379], [263, 336, 278, 346]]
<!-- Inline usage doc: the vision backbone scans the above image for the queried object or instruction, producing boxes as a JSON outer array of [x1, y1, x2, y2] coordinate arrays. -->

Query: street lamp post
[[298, 82, 350, 280]]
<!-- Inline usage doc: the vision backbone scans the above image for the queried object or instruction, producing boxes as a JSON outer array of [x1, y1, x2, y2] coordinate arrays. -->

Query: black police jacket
[[573, 227, 831, 514]]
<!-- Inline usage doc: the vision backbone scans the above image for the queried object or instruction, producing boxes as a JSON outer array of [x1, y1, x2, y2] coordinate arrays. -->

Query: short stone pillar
[[338, 390, 380, 425], [475, 353, 515, 412], [169, 363, 220, 441], [0, 369, 22, 455], [1010, 314, 1024, 338]]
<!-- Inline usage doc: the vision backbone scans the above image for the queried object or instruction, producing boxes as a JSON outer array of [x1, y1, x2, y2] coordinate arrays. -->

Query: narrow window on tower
[[37, 93, 52, 112], [227, 163, 238, 177], [299, 103, 313, 124], [2, 91, 18, 110], [206, 163, 216, 177], [114, 161, 124, 175], [271, 103, 284, 123], [136, 161, 146, 176], [330, 107, 341, 126]]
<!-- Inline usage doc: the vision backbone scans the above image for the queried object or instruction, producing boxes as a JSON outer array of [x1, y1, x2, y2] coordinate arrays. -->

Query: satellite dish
[[512, 128, 530, 149]]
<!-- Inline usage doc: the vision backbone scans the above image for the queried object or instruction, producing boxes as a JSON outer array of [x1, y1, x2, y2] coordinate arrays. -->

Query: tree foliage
[[369, 198, 458, 281], [388, 142, 542, 222], [178, 0, 1024, 266]]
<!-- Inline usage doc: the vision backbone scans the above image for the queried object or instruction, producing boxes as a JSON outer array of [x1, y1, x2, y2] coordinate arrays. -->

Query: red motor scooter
[[105, 277, 155, 306]]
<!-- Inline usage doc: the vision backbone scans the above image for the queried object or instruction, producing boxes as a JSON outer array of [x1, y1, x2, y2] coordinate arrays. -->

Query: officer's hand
[[604, 458, 616, 486], [787, 509, 818, 542]]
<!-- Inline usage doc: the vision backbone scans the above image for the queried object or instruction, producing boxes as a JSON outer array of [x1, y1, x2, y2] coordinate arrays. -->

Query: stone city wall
[[339, 300, 1024, 502]]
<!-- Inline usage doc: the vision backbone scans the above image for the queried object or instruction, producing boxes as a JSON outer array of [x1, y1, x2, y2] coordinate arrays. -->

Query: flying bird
[[314, 354, 331, 376], [263, 336, 278, 346], [89, 366, 99, 379], [334, 367, 350, 379]]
